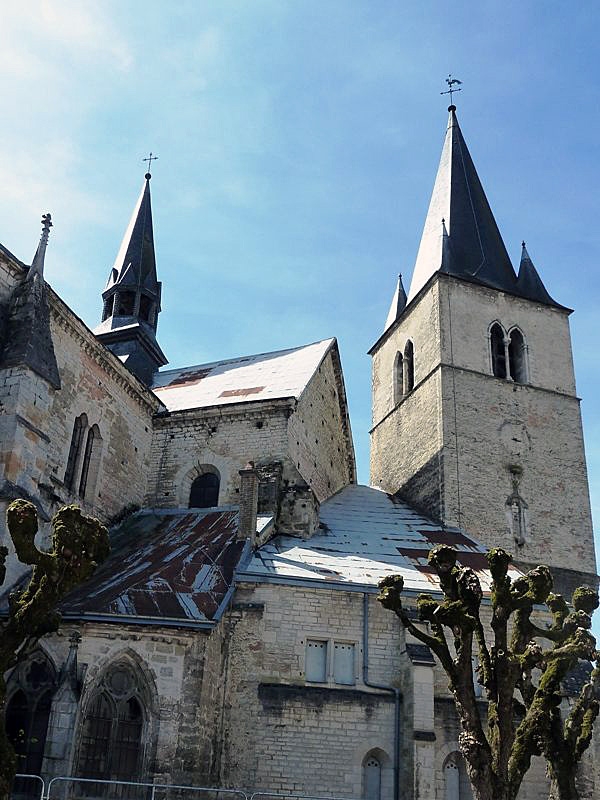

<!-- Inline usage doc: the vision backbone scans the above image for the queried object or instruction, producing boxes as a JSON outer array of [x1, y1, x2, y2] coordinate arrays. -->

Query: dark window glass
[[404, 340, 415, 393], [490, 324, 506, 379], [79, 693, 113, 778], [189, 473, 220, 508], [64, 414, 87, 491], [6, 688, 52, 778], [394, 352, 404, 403]]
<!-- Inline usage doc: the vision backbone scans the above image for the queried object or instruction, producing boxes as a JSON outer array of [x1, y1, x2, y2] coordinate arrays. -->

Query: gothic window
[[444, 753, 473, 800], [5, 654, 56, 777], [393, 351, 404, 404], [64, 413, 88, 491], [77, 663, 146, 781], [508, 328, 527, 384], [364, 754, 381, 800], [189, 472, 220, 508], [79, 425, 102, 501], [490, 323, 507, 379], [403, 340, 415, 393]]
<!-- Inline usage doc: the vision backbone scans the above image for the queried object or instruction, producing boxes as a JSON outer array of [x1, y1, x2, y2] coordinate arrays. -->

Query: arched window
[[64, 414, 88, 490], [508, 329, 527, 384], [79, 425, 102, 501], [490, 323, 507, 379], [444, 753, 473, 800], [77, 663, 146, 780], [403, 340, 414, 393], [6, 654, 56, 777], [189, 472, 220, 509], [393, 351, 404, 404], [363, 754, 381, 800]]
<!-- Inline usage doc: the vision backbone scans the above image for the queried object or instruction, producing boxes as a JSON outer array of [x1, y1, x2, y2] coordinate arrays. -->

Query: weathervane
[[441, 75, 462, 105], [143, 152, 158, 177]]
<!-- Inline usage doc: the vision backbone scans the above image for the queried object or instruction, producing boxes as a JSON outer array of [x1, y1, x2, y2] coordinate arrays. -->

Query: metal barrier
[[12, 774, 45, 800], [10, 776, 359, 800], [45, 777, 250, 800]]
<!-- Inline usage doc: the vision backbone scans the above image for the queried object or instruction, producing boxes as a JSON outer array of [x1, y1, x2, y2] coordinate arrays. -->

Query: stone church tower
[[369, 104, 596, 595]]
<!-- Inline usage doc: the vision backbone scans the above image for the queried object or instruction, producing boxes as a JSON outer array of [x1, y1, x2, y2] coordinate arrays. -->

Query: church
[[0, 104, 597, 800]]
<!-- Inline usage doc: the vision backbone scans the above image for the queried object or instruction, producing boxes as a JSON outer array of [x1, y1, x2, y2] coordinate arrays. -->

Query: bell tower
[[369, 105, 596, 595], [94, 170, 167, 385]]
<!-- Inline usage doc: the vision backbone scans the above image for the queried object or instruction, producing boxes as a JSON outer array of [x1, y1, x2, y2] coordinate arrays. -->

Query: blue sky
[[1, 2, 599, 572]]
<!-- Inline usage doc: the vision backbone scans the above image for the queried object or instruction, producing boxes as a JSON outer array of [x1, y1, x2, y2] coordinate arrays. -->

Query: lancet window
[[403, 340, 415, 393], [490, 323, 528, 384], [64, 413, 88, 491]]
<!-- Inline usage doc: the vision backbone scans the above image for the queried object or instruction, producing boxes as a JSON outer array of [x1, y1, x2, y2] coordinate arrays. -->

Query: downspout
[[363, 593, 402, 800]]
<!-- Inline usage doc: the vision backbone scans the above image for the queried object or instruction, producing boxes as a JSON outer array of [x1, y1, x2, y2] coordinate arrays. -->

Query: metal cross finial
[[441, 74, 462, 105], [143, 152, 158, 176]]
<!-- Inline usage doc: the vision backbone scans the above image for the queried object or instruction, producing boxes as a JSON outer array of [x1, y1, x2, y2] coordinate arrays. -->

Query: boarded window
[[305, 640, 327, 682], [490, 323, 506, 378], [333, 642, 355, 685], [64, 414, 88, 491], [364, 755, 381, 800], [189, 472, 220, 508], [444, 754, 473, 800]]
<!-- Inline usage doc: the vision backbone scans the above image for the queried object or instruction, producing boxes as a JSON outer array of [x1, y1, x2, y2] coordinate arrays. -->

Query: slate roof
[[241, 484, 522, 593], [62, 507, 257, 626], [404, 106, 562, 312], [151, 338, 335, 412]]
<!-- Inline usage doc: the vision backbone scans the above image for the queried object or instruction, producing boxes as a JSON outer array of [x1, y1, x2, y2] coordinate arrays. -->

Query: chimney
[[238, 461, 259, 545]]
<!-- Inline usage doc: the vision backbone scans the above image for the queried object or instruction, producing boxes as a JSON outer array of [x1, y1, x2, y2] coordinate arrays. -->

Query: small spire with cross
[[441, 74, 462, 107], [143, 152, 158, 179]]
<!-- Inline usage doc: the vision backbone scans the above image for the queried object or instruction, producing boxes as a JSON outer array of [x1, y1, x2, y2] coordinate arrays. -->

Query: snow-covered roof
[[151, 338, 334, 412], [240, 484, 521, 593]]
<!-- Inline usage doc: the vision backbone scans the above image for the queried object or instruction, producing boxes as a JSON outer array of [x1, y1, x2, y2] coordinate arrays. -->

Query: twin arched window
[[393, 340, 415, 404], [64, 415, 103, 502], [489, 323, 527, 384], [77, 663, 147, 780], [189, 471, 220, 509]]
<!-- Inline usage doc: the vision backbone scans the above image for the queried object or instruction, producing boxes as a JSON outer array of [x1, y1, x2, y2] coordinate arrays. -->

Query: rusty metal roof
[[62, 507, 250, 625], [151, 338, 334, 412], [240, 484, 521, 593]]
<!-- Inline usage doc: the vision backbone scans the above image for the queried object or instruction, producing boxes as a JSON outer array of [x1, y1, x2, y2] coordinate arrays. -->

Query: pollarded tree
[[0, 499, 109, 800], [377, 544, 599, 800]]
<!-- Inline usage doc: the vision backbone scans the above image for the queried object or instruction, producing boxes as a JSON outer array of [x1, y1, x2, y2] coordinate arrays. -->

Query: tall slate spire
[[94, 172, 167, 385], [407, 105, 518, 303]]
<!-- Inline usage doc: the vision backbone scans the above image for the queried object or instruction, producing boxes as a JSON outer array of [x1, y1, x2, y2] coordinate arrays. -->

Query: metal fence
[[11, 776, 358, 800]]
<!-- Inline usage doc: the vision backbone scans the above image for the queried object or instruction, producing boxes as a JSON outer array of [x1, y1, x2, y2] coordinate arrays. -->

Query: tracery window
[[5, 654, 56, 779], [189, 471, 220, 509], [64, 414, 88, 490], [77, 663, 146, 781], [364, 753, 381, 800], [403, 340, 415, 393]]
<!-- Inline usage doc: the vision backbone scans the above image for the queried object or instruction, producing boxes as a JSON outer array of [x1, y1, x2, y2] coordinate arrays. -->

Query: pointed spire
[[383, 274, 408, 331], [27, 213, 53, 282], [94, 171, 167, 385], [407, 106, 518, 303], [516, 242, 561, 307]]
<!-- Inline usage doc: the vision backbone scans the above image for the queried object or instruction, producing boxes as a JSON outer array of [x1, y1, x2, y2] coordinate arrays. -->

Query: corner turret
[[94, 172, 167, 385]]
